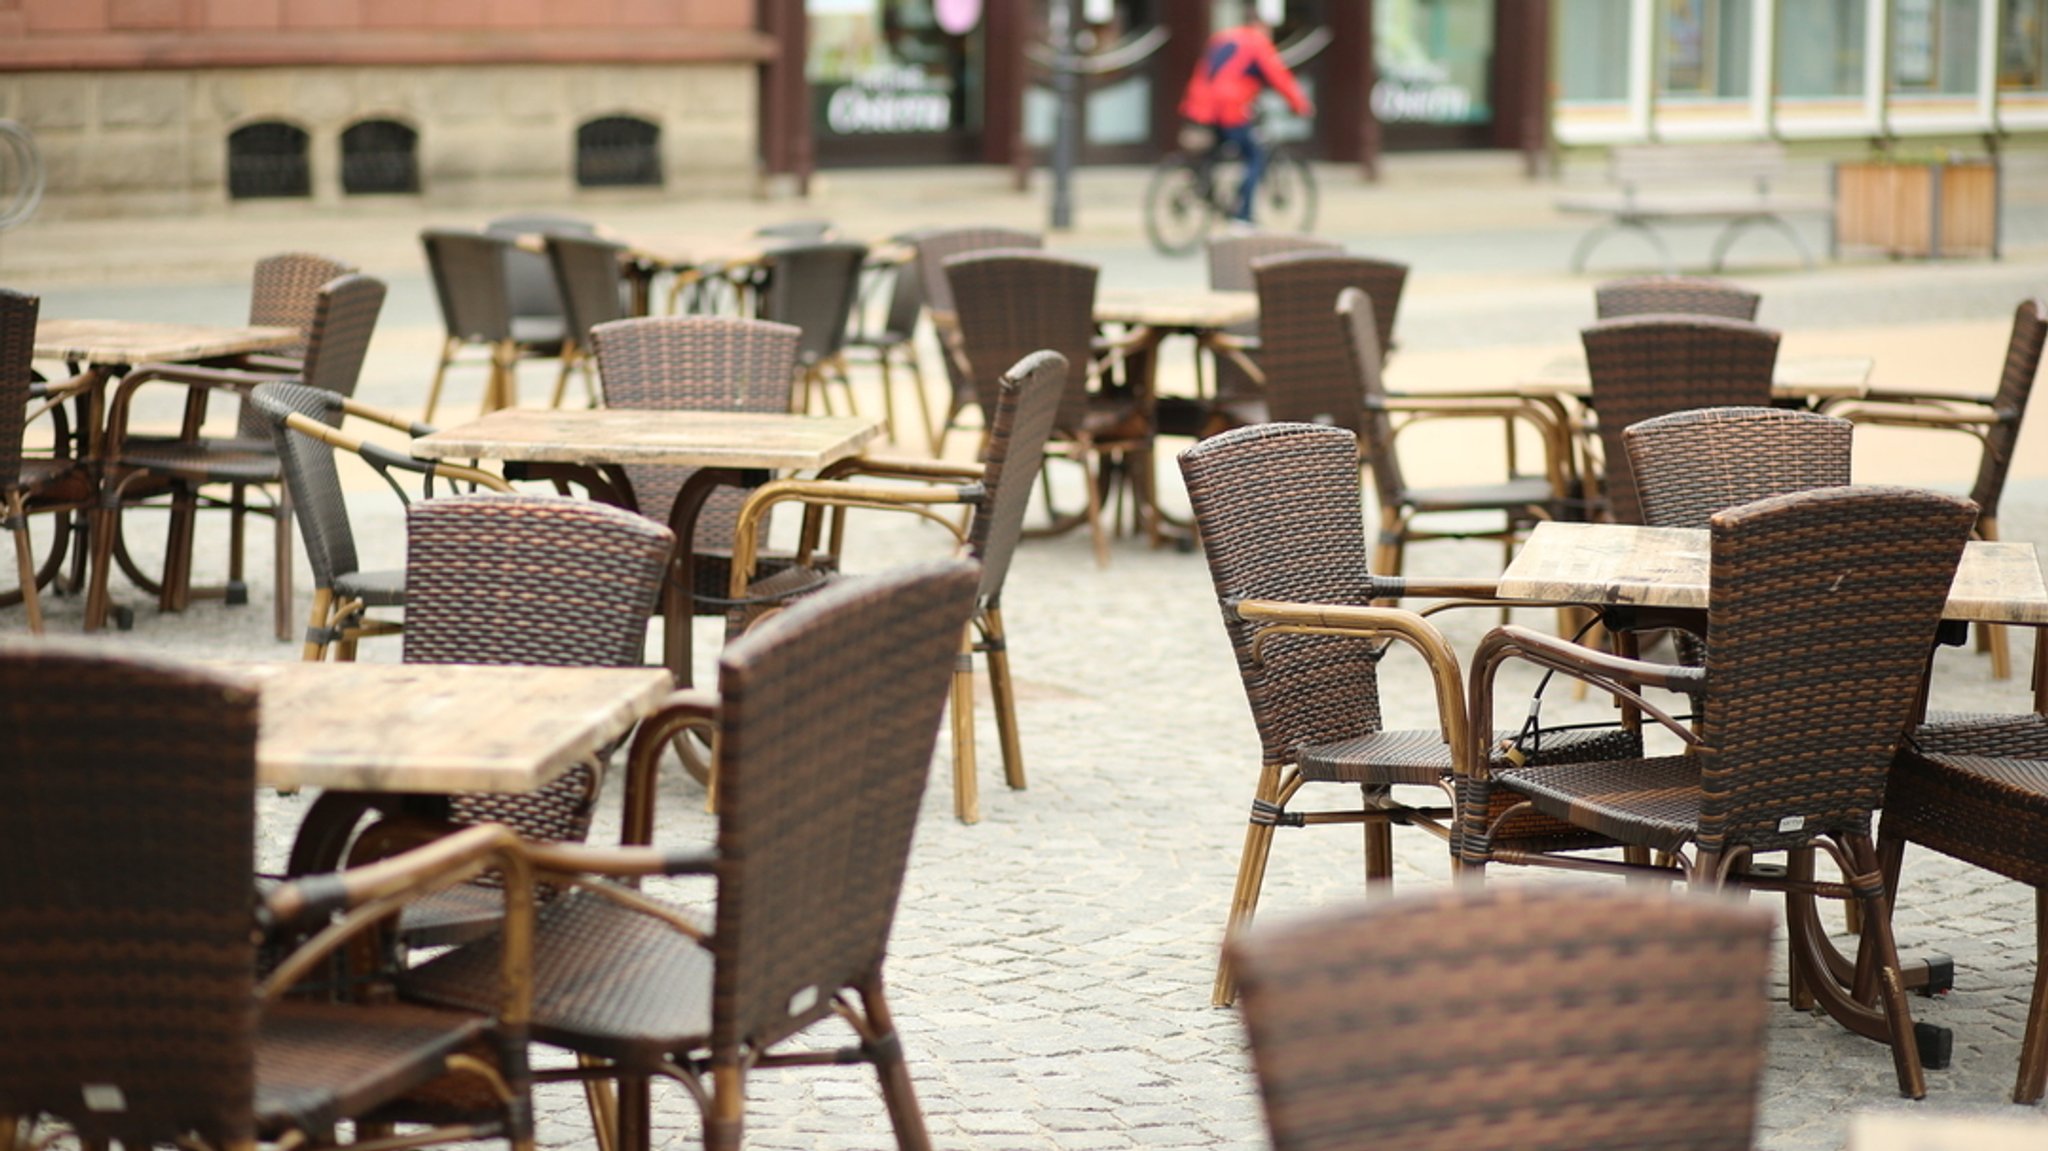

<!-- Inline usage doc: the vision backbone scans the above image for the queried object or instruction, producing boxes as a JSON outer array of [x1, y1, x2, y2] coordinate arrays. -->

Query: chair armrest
[[1826, 400, 2006, 430], [1835, 387, 1998, 409], [103, 362, 294, 454], [621, 690, 722, 847], [524, 842, 717, 879], [284, 412, 514, 496], [818, 455, 984, 483], [339, 395, 440, 438], [1468, 625, 1702, 772], [728, 477, 978, 598]]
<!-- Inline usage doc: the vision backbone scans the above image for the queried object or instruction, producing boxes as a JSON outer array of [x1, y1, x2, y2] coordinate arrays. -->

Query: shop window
[[340, 119, 419, 196], [1777, 0, 1867, 98], [1559, 0, 1632, 102], [576, 117, 662, 188], [1374, 0, 1496, 125], [1891, 0, 1980, 94], [807, 0, 984, 163], [1660, 0, 1752, 99], [227, 121, 310, 200], [2001, 0, 2048, 90]]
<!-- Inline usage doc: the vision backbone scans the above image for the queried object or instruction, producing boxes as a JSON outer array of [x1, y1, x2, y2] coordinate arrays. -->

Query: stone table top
[[35, 319, 298, 365], [412, 408, 884, 470], [1094, 288, 1259, 331], [1519, 351, 1875, 401], [238, 662, 674, 793], [1497, 521, 2048, 625]]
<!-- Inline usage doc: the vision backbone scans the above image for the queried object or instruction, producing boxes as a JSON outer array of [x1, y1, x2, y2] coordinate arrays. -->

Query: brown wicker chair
[[1822, 298, 2047, 679], [1595, 275, 1762, 321], [87, 273, 387, 636], [844, 236, 935, 451], [1467, 485, 1980, 1098], [400, 559, 982, 1151], [725, 350, 1067, 823], [422, 229, 567, 421], [758, 240, 871, 423], [244, 251, 358, 368], [944, 250, 1145, 567], [1581, 314, 1779, 524], [1231, 885, 1774, 1151], [1203, 232, 1340, 409], [543, 232, 630, 409], [910, 225, 1042, 452], [2, 288, 90, 635], [1623, 406, 1853, 529], [0, 644, 539, 1151], [1178, 422, 1640, 1006]]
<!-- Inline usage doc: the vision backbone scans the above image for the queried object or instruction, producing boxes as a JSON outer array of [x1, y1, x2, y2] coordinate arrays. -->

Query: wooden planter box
[[1834, 158, 2001, 259]]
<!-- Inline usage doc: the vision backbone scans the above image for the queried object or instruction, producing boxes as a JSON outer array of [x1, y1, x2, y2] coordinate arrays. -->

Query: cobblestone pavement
[[7, 153, 2048, 1148]]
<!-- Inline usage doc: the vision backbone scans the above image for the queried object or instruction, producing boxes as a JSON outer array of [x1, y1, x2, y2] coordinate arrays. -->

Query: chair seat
[[510, 316, 567, 349], [1407, 475, 1557, 514], [1299, 724, 1641, 787], [15, 456, 90, 501], [256, 1000, 488, 1137], [1494, 754, 1701, 855], [1889, 715, 2048, 889], [401, 890, 714, 1069], [1911, 711, 2048, 755], [1076, 394, 1148, 442], [120, 437, 281, 484], [334, 568, 407, 607]]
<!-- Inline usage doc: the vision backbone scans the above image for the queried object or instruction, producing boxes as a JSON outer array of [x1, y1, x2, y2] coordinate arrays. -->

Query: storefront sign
[[1371, 61, 1476, 124], [824, 67, 954, 134]]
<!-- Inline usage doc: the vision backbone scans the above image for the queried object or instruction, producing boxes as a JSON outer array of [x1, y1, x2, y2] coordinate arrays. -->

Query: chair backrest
[[485, 213, 597, 320], [1253, 254, 1408, 411], [1179, 423, 1386, 769], [1231, 886, 1772, 1151], [590, 316, 802, 548], [876, 246, 926, 341], [945, 250, 1095, 432], [913, 226, 1043, 411], [1595, 276, 1761, 322], [968, 350, 1065, 601], [0, 645, 260, 1149], [251, 382, 359, 592], [544, 233, 631, 350], [709, 559, 980, 1057], [758, 241, 870, 366], [405, 494, 674, 840], [297, 272, 387, 400], [1582, 315, 1779, 524], [421, 228, 516, 343], [1207, 232, 1340, 337], [1696, 486, 1976, 856], [1624, 407, 1852, 529], [0, 287, 39, 493], [1970, 297, 2047, 520], [1335, 287, 1404, 504], [249, 252, 358, 360]]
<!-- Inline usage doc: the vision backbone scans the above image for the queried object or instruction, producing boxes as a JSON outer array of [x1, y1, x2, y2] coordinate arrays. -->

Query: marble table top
[[35, 319, 298, 366], [239, 662, 674, 793], [412, 408, 884, 470], [1498, 521, 2048, 625], [1519, 351, 1875, 401], [1094, 288, 1259, 331]]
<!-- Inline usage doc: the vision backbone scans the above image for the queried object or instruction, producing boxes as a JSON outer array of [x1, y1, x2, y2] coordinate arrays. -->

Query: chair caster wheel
[[1915, 1021, 1954, 1070], [112, 606, 135, 631], [226, 581, 249, 606], [1916, 954, 1955, 997]]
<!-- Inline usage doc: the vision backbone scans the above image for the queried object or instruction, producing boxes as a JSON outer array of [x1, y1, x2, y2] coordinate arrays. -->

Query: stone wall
[[0, 62, 759, 217]]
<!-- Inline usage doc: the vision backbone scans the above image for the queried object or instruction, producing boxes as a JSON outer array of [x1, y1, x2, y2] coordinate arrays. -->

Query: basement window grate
[[341, 119, 419, 195], [576, 117, 662, 188], [227, 121, 311, 199]]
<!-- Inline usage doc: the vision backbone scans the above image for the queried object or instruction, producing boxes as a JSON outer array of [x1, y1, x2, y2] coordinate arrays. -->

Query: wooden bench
[[1556, 143, 1833, 273]]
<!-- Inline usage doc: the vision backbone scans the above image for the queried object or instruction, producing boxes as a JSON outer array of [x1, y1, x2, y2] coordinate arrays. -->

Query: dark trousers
[[1216, 123, 1264, 222]]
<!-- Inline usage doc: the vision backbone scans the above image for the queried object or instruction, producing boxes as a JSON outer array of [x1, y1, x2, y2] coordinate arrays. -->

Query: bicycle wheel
[[1144, 155, 1215, 256], [1253, 148, 1317, 236]]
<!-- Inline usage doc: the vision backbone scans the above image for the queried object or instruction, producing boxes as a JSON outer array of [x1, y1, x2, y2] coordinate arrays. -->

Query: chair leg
[[550, 341, 579, 409], [1214, 764, 1285, 1007], [951, 628, 979, 824], [1077, 445, 1111, 568], [7, 497, 42, 635], [302, 589, 333, 662], [273, 483, 295, 642], [160, 485, 198, 612], [1363, 786, 1393, 888], [424, 336, 461, 425], [578, 1057, 619, 1151], [859, 975, 934, 1151], [617, 1073, 655, 1151], [704, 1065, 745, 1151], [83, 501, 118, 632], [2016, 886, 2048, 1104], [981, 607, 1026, 791]]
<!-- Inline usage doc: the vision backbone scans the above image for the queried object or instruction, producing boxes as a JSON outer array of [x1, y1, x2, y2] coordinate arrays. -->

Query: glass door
[[810, 0, 986, 165], [1374, 0, 1497, 148]]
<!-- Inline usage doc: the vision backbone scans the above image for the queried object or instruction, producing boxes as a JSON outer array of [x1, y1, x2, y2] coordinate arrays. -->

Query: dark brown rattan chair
[[725, 350, 1066, 823], [2, 288, 89, 635], [1337, 286, 1572, 582], [1581, 314, 1779, 525], [1468, 485, 1980, 1098], [758, 240, 871, 423], [1623, 406, 1853, 530], [843, 239, 934, 451], [1203, 233, 1340, 410], [910, 225, 1042, 452], [543, 232, 631, 410], [401, 559, 981, 1151], [1232, 885, 1774, 1151], [1882, 714, 2048, 1103], [244, 251, 358, 367], [945, 250, 1145, 567], [0, 644, 538, 1151], [1595, 275, 1762, 321], [88, 273, 387, 637], [1178, 422, 1640, 1006], [422, 229, 567, 421], [1823, 298, 2047, 679]]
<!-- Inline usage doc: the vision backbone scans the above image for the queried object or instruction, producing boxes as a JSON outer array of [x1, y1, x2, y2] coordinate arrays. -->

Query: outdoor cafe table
[[1517, 350, 1876, 404], [411, 408, 884, 683]]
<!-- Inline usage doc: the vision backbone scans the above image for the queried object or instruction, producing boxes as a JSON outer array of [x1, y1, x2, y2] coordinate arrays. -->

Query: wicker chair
[[945, 250, 1145, 567], [484, 212, 597, 323], [1823, 298, 2047, 679], [1468, 485, 1980, 1098], [0, 644, 539, 1151], [422, 229, 568, 421], [1624, 406, 1853, 529], [245, 252, 358, 367], [1581, 314, 1779, 524], [1232, 886, 1774, 1151], [1202, 233, 1340, 414], [87, 273, 387, 637], [400, 559, 982, 1151], [1337, 287, 1573, 582], [910, 225, 1042, 451], [3, 288, 90, 635], [1178, 422, 1640, 1006], [843, 238, 934, 451], [758, 240, 871, 423], [725, 350, 1067, 823], [543, 232, 630, 410], [284, 494, 673, 946], [1595, 275, 1762, 321]]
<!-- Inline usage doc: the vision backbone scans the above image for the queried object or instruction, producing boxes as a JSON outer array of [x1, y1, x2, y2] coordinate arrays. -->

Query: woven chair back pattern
[[1624, 407, 1851, 529], [485, 213, 596, 319], [1208, 234, 1340, 338], [0, 646, 261, 1148], [971, 351, 1066, 600], [1334, 288, 1407, 504], [422, 229, 515, 343], [297, 273, 387, 402], [1231, 886, 1773, 1151], [252, 382, 357, 591], [1972, 298, 2047, 519], [760, 241, 870, 365], [1582, 315, 1779, 524], [250, 252, 357, 360], [1254, 253, 1407, 421], [1595, 276, 1761, 322], [945, 251, 1097, 433], [711, 559, 981, 1055], [1179, 423, 1387, 767], [0, 288, 38, 492], [913, 227, 1042, 412], [1695, 485, 1976, 855], [545, 234, 631, 346]]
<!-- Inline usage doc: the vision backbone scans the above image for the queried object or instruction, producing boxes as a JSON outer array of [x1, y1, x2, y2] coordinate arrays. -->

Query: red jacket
[[1179, 25, 1311, 129]]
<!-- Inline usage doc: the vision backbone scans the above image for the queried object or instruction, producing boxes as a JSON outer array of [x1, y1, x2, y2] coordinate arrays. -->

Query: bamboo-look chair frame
[[910, 226, 1043, 454], [421, 229, 566, 422], [843, 237, 936, 452], [1464, 485, 1980, 1099], [724, 350, 1066, 824], [1594, 275, 1762, 321]]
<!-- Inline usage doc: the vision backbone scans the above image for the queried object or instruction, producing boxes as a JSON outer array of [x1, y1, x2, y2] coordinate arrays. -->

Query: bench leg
[[1571, 218, 1674, 275], [1710, 213, 1817, 272]]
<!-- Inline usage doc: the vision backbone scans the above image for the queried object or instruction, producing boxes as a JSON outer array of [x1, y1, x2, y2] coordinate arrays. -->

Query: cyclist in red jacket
[[1179, 16, 1313, 222]]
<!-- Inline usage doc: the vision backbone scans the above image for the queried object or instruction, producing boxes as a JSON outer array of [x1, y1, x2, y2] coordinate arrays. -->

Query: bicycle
[[1144, 123, 1316, 255]]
